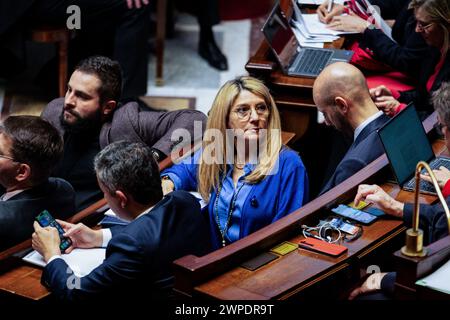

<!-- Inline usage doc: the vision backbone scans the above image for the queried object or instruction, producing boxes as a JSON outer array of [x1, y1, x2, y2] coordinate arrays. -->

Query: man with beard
[[42, 56, 207, 210], [313, 62, 390, 195]]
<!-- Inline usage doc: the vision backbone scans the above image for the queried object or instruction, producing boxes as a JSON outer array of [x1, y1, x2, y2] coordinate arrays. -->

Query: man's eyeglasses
[[0, 154, 15, 161], [416, 21, 434, 32], [234, 104, 269, 120]]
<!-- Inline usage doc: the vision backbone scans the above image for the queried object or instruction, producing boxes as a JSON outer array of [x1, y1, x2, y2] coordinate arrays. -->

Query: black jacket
[[0, 177, 76, 251], [360, 0, 428, 76], [399, 48, 450, 113]]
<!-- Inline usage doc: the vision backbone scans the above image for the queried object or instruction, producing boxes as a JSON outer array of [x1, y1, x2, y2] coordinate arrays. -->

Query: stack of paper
[[416, 259, 450, 295], [23, 248, 106, 277]]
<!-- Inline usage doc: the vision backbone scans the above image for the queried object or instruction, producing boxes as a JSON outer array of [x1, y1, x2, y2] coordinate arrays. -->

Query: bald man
[[314, 62, 390, 195]]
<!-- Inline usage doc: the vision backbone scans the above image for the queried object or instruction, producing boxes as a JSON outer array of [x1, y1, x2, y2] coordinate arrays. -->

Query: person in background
[[42, 56, 206, 210], [318, 0, 428, 76], [161, 76, 309, 249], [370, 0, 450, 115], [0, 115, 75, 251]]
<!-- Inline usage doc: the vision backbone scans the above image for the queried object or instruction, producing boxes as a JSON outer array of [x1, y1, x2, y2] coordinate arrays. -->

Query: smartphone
[[363, 207, 386, 217], [35, 210, 72, 252], [331, 204, 378, 225], [329, 217, 359, 235]]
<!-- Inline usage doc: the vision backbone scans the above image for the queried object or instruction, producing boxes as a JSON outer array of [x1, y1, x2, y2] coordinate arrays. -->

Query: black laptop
[[261, 1, 353, 78], [378, 104, 450, 195]]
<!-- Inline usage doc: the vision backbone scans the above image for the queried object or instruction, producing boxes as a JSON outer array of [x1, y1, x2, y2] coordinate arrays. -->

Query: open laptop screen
[[378, 104, 435, 186], [261, 3, 298, 71]]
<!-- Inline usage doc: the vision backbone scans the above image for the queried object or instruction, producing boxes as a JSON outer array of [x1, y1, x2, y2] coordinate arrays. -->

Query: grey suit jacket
[[42, 98, 207, 156]]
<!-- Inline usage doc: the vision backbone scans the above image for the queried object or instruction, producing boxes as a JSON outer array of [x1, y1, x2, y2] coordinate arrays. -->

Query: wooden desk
[[246, 1, 346, 143], [172, 112, 443, 300]]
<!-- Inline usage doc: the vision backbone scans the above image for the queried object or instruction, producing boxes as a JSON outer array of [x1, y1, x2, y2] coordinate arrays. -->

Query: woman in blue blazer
[[162, 76, 309, 249]]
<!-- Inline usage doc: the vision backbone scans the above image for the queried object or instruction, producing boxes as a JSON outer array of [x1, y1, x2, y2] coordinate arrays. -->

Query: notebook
[[377, 104, 450, 195], [261, 1, 353, 78]]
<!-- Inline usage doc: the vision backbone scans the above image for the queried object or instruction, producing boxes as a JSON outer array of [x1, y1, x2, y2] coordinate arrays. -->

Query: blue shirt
[[163, 147, 309, 249]]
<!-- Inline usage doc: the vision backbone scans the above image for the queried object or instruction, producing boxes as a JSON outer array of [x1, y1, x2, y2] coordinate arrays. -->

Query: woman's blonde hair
[[410, 0, 450, 54], [198, 76, 282, 201]]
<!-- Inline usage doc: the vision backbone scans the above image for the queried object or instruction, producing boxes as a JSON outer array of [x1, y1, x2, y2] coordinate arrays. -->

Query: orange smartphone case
[[298, 237, 348, 257]]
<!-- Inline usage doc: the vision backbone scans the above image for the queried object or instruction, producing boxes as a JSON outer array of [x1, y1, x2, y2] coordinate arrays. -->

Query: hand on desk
[[327, 12, 371, 33], [354, 184, 404, 218], [348, 272, 388, 300], [421, 166, 450, 188], [317, 1, 345, 24], [32, 221, 61, 263]]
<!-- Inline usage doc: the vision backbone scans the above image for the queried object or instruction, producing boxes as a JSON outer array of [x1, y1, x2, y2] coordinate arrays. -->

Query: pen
[[327, 0, 334, 13]]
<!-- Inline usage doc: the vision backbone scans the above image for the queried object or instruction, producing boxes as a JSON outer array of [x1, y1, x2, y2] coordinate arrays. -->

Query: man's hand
[[370, 85, 393, 100], [327, 13, 370, 33], [126, 0, 150, 9], [317, 1, 345, 24], [32, 221, 61, 263], [373, 96, 400, 116], [421, 166, 450, 188], [349, 272, 388, 300], [56, 220, 103, 252], [354, 184, 404, 217]]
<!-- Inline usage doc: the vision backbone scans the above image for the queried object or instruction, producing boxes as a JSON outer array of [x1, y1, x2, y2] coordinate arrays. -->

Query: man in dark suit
[[32, 141, 211, 302], [0, 116, 75, 251], [42, 56, 207, 210], [314, 62, 390, 195]]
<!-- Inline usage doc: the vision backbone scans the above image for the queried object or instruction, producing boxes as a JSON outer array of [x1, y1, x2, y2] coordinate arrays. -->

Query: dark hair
[[0, 116, 63, 185], [94, 141, 163, 205], [75, 56, 122, 104], [432, 82, 450, 128]]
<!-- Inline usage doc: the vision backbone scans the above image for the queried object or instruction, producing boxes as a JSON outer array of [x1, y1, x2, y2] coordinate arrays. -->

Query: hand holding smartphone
[[35, 210, 72, 252]]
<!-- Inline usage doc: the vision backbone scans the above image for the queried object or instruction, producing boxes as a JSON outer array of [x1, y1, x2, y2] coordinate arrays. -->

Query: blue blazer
[[163, 148, 309, 249], [320, 114, 390, 195], [41, 191, 211, 302]]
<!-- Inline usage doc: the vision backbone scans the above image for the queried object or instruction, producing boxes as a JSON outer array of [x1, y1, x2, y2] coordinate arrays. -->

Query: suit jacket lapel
[[353, 114, 390, 146]]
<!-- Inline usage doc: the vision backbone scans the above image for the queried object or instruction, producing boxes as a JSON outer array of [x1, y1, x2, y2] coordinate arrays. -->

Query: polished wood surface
[[172, 112, 443, 300]]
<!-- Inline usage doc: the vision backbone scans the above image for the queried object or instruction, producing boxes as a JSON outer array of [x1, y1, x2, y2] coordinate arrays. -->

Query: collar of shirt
[[0, 189, 28, 201], [135, 205, 155, 220], [354, 111, 383, 141]]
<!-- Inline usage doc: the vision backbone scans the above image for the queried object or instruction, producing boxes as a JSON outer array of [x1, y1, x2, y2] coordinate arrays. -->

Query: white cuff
[[102, 228, 112, 247], [46, 255, 62, 264]]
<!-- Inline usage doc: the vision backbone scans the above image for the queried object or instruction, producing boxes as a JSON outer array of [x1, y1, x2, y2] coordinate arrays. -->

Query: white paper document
[[23, 248, 106, 277], [416, 259, 450, 295]]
